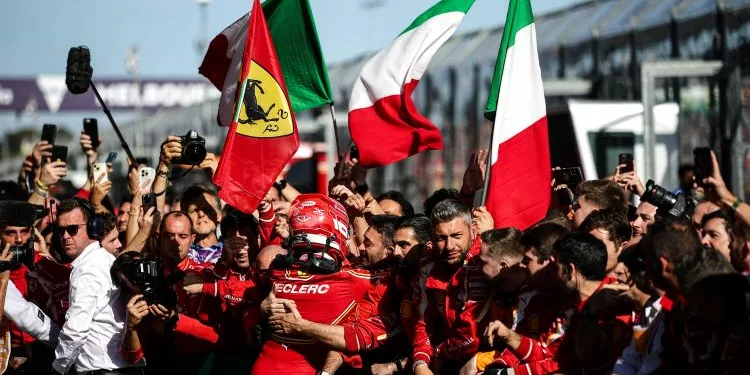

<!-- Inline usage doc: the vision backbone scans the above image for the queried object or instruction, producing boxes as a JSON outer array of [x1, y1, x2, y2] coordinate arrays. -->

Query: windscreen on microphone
[[66, 46, 93, 94]]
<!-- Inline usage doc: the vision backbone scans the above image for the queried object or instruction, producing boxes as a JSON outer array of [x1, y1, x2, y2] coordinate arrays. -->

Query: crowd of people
[[0, 127, 749, 375]]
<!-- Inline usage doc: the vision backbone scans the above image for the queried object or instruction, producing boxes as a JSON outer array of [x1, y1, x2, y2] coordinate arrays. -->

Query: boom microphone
[[64, 45, 136, 164], [65, 46, 93, 95]]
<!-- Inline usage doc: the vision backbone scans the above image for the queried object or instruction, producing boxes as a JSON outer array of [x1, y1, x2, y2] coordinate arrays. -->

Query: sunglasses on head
[[55, 224, 86, 236]]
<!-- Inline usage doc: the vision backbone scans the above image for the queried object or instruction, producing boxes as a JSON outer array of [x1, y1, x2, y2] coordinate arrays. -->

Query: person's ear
[[567, 263, 576, 281], [659, 256, 671, 274]]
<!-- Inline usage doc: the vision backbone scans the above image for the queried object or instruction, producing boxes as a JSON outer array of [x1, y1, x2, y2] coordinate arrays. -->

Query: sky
[[0, 0, 580, 78]]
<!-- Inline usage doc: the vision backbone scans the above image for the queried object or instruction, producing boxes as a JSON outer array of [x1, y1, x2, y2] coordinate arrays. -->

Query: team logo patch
[[300, 201, 317, 207], [235, 60, 294, 138], [295, 214, 311, 223], [312, 207, 325, 216]]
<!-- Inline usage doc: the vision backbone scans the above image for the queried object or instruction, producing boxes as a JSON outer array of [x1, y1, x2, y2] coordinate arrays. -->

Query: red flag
[[213, 0, 299, 214]]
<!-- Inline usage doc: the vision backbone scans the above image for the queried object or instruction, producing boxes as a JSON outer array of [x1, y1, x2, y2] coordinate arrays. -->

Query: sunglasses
[[55, 223, 87, 236]]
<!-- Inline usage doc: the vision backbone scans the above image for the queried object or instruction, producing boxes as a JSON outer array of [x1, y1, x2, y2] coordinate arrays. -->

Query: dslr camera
[[0, 240, 36, 273], [172, 130, 207, 166], [641, 179, 696, 220], [114, 258, 182, 308]]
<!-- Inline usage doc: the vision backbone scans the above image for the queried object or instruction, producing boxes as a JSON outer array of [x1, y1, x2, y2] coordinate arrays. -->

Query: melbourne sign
[[0, 76, 220, 113]]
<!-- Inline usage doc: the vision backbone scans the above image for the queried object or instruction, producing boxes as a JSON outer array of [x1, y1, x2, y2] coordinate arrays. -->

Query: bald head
[[257, 244, 287, 271]]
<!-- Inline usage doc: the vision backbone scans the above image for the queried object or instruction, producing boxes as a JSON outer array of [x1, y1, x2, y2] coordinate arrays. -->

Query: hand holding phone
[[92, 162, 108, 184], [51, 146, 68, 164], [83, 119, 100, 150], [41, 124, 57, 145], [138, 167, 156, 194], [350, 145, 360, 161], [618, 153, 634, 174], [141, 193, 156, 213], [694, 148, 713, 187], [553, 167, 584, 191]]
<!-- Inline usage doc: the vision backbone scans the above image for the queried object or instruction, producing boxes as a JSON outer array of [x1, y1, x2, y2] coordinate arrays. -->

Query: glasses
[[55, 224, 87, 236]]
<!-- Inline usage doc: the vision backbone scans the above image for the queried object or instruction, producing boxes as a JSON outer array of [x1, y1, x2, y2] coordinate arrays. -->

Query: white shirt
[[4, 279, 60, 345], [53, 242, 130, 373]]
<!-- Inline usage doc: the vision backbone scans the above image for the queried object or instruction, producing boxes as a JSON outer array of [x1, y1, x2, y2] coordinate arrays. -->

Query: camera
[[172, 130, 207, 166], [0, 241, 35, 273], [642, 179, 696, 220], [114, 258, 181, 307]]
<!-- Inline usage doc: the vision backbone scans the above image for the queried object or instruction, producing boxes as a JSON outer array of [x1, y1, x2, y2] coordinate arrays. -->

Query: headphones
[[73, 197, 104, 240]]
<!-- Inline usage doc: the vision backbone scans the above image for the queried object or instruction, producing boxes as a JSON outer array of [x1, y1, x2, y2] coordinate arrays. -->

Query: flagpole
[[480, 118, 495, 206], [328, 103, 342, 161]]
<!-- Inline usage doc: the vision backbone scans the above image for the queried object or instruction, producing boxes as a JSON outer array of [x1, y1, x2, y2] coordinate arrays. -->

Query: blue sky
[[0, 0, 578, 78]]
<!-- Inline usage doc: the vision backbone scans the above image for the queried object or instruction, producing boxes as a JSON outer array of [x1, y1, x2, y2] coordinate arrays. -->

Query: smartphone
[[41, 124, 57, 145], [138, 166, 156, 194], [618, 153, 634, 174], [553, 167, 584, 190], [105, 152, 118, 164], [349, 145, 359, 161], [51, 146, 67, 164], [92, 162, 108, 183], [83, 118, 99, 149], [694, 147, 713, 186], [142, 193, 156, 213], [135, 157, 149, 167], [556, 187, 573, 207]]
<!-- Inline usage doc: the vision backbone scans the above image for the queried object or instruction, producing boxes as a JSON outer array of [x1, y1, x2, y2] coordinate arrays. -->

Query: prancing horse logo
[[235, 60, 294, 139]]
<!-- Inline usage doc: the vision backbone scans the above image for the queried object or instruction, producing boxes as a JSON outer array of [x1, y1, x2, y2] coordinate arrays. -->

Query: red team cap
[[288, 194, 350, 263]]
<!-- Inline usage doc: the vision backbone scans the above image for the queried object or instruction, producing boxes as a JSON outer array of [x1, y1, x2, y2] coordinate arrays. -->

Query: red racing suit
[[250, 265, 380, 375], [258, 202, 282, 247], [402, 239, 490, 368], [172, 257, 223, 328]]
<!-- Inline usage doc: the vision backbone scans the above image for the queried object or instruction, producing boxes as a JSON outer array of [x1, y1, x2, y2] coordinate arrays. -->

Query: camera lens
[[643, 180, 678, 212], [184, 142, 207, 166]]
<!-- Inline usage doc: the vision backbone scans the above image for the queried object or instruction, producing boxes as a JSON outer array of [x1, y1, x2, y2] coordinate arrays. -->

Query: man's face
[[379, 199, 403, 216], [101, 228, 122, 255], [393, 227, 424, 264], [589, 228, 620, 273], [224, 226, 258, 271], [360, 226, 390, 267], [1, 225, 31, 246], [692, 201, 720, 235], [701, 218, 731, 261], [573, 197, 599, 227], [631, 201, 657, 237], [159, 215, 194, 265], [434, 217, 473, 265], [185, 192, 220, 236], [57, 208, 94, 260], [479, 243, 502, 281], [117, 202, 131, 232], [522, 248, 550, 277]]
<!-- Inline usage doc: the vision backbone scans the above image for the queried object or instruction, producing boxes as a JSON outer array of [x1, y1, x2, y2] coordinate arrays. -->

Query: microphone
[[65, 46, 93, 94]]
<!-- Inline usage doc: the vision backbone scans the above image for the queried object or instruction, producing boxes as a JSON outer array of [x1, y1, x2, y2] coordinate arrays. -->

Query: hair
[[578, 208, 633, 248], [675, 245, 736, 294], [119, 194, 134, 206], [101, 211, 117, 235], [423, 188, 460, 217], [376, 190, 415, 216], [395, 214, 432, 244], [431, 199, 472, 229], [0, 181, 29, 201], [538, 208, 573, 230], [521, 222, 569, 261], [181, 184, 221, 212], [678, 164, 695, 177], [57, 198, 91, 222], [368, 215, 399, 248], [554, 232, 608, 281], [159, 211, 193, 234], [701, 209, 736, 242], [575, 179, 628, 214], [220, 207, 259, 237], [642, 215, 701, 267], [481, 228, 525, 263]]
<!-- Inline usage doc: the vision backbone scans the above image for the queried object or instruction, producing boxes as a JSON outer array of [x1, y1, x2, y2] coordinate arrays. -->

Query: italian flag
[[484, 0, 550, 230], [348, 0, 474, 168]]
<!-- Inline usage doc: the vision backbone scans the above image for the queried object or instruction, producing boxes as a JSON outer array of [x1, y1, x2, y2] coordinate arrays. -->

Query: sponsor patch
[[400, 301, 412, 318]]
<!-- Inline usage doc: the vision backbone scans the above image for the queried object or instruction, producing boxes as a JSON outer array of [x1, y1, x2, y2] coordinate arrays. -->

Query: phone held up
[[51, 146, 68, 164], [553, 167, 584, 191], [41, 124, 57, 145], [142, 193, 157, 214], [83, 118, 100, 149], [618, 153, 634, 174], [693, 147, 713, 187]]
